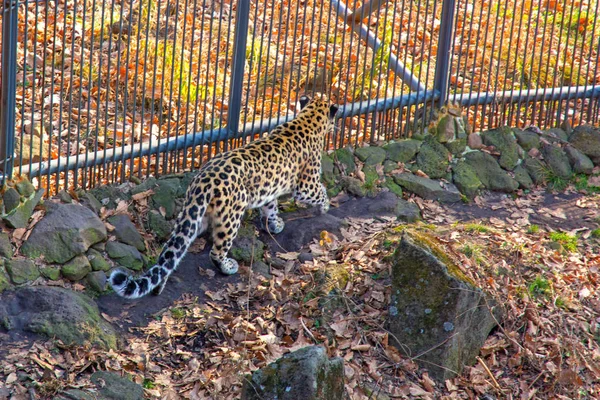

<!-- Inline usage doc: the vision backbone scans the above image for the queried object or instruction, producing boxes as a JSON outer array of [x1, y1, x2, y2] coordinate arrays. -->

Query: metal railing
[[1, 0, 599, 194]]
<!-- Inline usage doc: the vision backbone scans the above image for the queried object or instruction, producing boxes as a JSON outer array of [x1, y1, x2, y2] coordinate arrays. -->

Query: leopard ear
[[299, 95, 311, 110], [329, 104, 339, 119]]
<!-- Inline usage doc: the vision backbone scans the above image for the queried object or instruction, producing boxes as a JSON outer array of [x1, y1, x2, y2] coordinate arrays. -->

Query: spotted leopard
[[109, 95, 338, 299]]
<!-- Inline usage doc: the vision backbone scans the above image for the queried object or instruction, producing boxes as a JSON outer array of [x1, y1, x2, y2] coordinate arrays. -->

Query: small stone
[[3, 188, 21, 214], [416, 137, 450, 179], [5, 259, 40, 284], [341, 176, 367, 197], [514, 129, 540, 151], [0, 232, 13, 258], [383, 139, 422, 163], [354, 146, 386, 165], [108, 214, 146, 251], [58, 190, 73, 203], [15, 179, 35, 197], [513, 164, 534, 189], [87, 248, 112, 272], [147, 211, 172, 241], [86, 271, 107, 292], [106, 241, 144, 271], [39, 265, 61, 281], [3, 189, 44, 229], [230, 225, 265, 264], [90, 371, 144, 400], [393, 173, 461, 203], [541, 143, 572, 179], [253, 260, 271, 279], [467, 133, 483, 149], [61, 255, 92, 281], [299, 252, 314, 263], [565, 146, 594, 175]]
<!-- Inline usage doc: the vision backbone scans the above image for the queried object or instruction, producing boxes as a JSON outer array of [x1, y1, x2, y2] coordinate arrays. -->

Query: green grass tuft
[[549, 232, 578, 252]]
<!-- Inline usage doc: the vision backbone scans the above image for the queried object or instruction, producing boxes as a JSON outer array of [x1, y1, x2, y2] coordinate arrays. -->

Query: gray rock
[[393, 173, 461, 203], [541, 143, 572, 179], [384, 139, 422, 163], [89, 371, 144, 400], [464, 151, 519, 192], [524, 157, 548, 184], [3, 189, 44, 229], [151, 178, 182, 219], [0, 232, 13, 258], [545, 127, 569, 142], [467, 133, 483, 149], [5, 259, 39, 284], [569, 124, 600, 163], [481, 126, 520, 170], [15, 179, 35, 197], [58, 190, 73, 203], [565, 146, 594, 175], [89, 185, 132, 210], [87, 248, 112, 272], [106, 241, 143, 271], [231, 225, 265, 264], [514, 129, 540, 151], [242, 346, 344, 400], [333, 148, 356, 174], [40, 265, 61, 281], [383, 160, 398, 173], [388, 232, 500, 382], [0, 286, 117, 349], [3, 188, 21, 213], [253, 260, 271, 279], [131, 176, 157, 196], [61, 255, 92, 281], [55, 389, 97, 400], [416, 138, 450, 179], [80, 192, 103, 215], [383, 178, 403, 197], [87, 271, 107, 292], [452, 160, 483, 199], [355, 146, 386, 165], [365, 191, 421, 222], [0, 266, 10, 293], [341, 176, 367, 197], [147, 211, 172, 241], [21, 203, 107, 264], [513, 164, 534, 189], [444, 138, 467, 155], [108, 214, 146, 251]]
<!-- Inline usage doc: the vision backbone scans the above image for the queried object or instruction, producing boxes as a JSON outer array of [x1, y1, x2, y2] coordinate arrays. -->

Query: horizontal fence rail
[[0, 0, 598, 194]]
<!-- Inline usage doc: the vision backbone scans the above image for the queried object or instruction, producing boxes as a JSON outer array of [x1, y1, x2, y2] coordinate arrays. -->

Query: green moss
[[528, 275, 551, 298], [464, 223, 490, 233], [591, 229, 600, 238], [549, 232, 577, 252], [170, 308, 185, 319], [527, 225, 540, 234]]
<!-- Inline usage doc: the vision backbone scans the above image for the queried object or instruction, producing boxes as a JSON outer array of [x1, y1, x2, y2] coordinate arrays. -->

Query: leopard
[[109, 95, 339, 299]]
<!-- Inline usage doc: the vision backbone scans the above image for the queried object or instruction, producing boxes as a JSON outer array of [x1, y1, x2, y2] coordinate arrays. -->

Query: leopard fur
[[109, 95, 338, 299]]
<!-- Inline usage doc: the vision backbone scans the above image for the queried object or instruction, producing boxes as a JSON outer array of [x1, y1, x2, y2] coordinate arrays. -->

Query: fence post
[[227, 0, 250, 140], [433, 0, 457, 108], [0, 0, 18, 183]]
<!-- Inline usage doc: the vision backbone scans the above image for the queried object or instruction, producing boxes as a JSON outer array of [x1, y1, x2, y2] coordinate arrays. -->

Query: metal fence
[[1, 0, 599, 194]]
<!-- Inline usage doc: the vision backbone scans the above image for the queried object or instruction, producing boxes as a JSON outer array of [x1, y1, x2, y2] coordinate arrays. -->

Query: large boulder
[[416, 138, 450, 179], [384, 139, 422, 163], [242, 346, 344, 400], [0, 286, 117, 349], [393, 173, 461, 203], [21, 203, 107, 264], [388, 232, 500, 382], [569, 125, 600, 163], [463, 151, 519, 192], [481, 126, 520, 170], [541, 143, 572, 179]]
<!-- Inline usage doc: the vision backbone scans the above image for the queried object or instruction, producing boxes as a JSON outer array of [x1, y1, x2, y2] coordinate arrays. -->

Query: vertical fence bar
[[227, 0, 250, 138], [432, 0, 456, 109], [0, 0, 18, 183]]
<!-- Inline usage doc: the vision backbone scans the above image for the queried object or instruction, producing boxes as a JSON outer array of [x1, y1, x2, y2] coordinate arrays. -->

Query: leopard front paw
[[320, 201, 330, 214], [219, 258, 239, 275]]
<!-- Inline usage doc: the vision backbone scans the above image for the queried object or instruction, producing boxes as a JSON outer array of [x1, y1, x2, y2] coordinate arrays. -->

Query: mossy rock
[[106, 241, 144, 271], [321, 153, 335, 186], [15, 179, 35, 197], [0, 232, 13, 259], [383, 178, 403, 197], [565, 146, 594, 175], [89, 185, 132, 209], [541, 143, 572, 179], [231, 225, 265, 264], [131, 176, 157, 196], [87, 248, 112, 272], [481, 126, 520, 170], [545, 127, 569, 142], [388, 231, 500, 382], [0, 286, 117, 350], [569, 125, 600, 163], [0, 266, 10, 293], [2, 189, 44, 229], [147, 210, 173, 241], [463, 151, 519, 192], [355, 146, 386, 166], [524, 157, 548, 184], [383, 160, 399, 173], [108, 214, 146, 251], [383, 139, 422, 163], [341, 176, 366, 197], [513, 164, 534, 189], [90, 371, 144, 400], [3, 188, 21, 214], [333, 148, 355, 174], [452, 160, 482, 199], [415, 137, 450, 179], [362, 165, 380, 196], [393, 173, 461, 203], [40, 265, 61, 281], [61, 255, 92, 281], [151, 178, 182, 219], [444, 138, 467, 155], [514, 129, 540, 151], [5, 259, 40, 284]]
